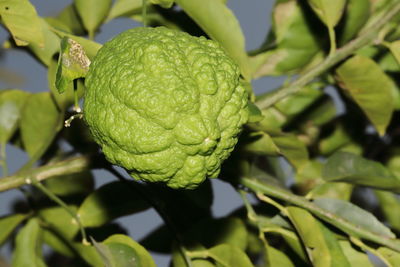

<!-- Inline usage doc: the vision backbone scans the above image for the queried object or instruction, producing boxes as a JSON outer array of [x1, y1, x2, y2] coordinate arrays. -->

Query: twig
[[255, 2, 400, 109], [239, 176, 400, 252], [0, 156, 91, 192]]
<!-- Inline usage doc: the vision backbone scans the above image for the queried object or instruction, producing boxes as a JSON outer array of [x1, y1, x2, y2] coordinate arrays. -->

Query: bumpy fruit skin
[[84, 27, 248, 189]]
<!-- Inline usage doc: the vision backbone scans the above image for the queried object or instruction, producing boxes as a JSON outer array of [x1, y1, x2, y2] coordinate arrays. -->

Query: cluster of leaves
[[2, 0, 400, 266]]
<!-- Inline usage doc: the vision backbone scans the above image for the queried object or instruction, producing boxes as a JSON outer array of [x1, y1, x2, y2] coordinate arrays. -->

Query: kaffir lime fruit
[[84, 27, 248, 189]]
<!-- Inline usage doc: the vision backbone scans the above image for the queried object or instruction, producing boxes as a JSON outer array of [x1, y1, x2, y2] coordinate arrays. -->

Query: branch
[[255, 2, 400, 109], [239, 176, 400, 252], [0, 156, 92, 192]]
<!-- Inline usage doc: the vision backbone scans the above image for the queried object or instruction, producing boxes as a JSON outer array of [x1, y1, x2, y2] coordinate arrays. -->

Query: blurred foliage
[[1, 0, 400, 266]]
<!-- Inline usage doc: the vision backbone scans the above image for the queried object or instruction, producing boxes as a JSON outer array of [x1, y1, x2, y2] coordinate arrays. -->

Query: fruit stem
[[142, 0, 148, 27]]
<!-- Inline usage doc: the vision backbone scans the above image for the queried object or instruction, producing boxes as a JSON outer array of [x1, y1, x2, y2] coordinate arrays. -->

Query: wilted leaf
[[336, 55, 394, 135], [20, 92, 62, 157], [0, 0, 44, 46], [323, 152, 400, 192], [175, 0, 250, 80], [78, 181, 150, 227], [55, 37, 90, 93]]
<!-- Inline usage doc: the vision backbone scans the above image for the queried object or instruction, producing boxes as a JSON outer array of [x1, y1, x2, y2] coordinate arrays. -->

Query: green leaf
[[319, 123, 352, 156], [206, 244, 254, 267], [103, 234, 156, 267], [38, 205, 79, 240], [307, 0, 347, 28], [266, 245, 295, 267], [150, 0, 174, 8], [184, 217, 248, 251], [271, 134, 309, 170], [20, 92, 62, 157], [388, 40, 400, 66], [42, 229, 74, 257], [45, 4, 85, 35], [107, 0, 143, 21], [0, 213, 27, 246], [91, 235, 156, 267], [0, 0, 44, 46], [0, 89, 30, 145], [28, 19, 60, 66], [339, 0, 371, 44], [55, 37, 90, 93], [247, 102, 264, 123], [251, 0, 321, 77], [11, 218, 47, 267], [44, 170, 94, 197], [78, 181, 150, 227], [242, 131, 280, 156], [322, 152, 400, 192], [378, 247, 400, 267], [287, 206, 351, 267], [175, 0, 250, 80], [313, 198, 396, 239], [336, 55, 395, 135], [375, 190, 400, 231], [339, 240, 373, 267], [74, 0, 112, 37]]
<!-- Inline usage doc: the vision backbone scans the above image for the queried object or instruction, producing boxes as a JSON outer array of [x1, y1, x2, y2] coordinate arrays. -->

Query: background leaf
[[78, 181, 150, 227], [0, 89, 30, 145], [0, 214, 27, 246], [322, 152, 400, 192], [20, 92, 62, 157], [313, 198, 396, 239], [175, 0, 250, 80], [0, 0, 44, 46], [11, 218, 46, 267], [287, 206, 351, 267], [336, 55, 395, 135], [307, 0, 347, 28], [74, 0, 112, 38]]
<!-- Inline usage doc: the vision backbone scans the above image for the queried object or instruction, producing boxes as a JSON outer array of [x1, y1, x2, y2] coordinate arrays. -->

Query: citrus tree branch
[[239, 176, 400, 252], [255, 2, 400, 109], [0, 156, 92, 192]]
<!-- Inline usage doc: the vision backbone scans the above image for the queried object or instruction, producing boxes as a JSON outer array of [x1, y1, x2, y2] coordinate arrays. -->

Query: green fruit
[[84, 27, 248, 189]]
